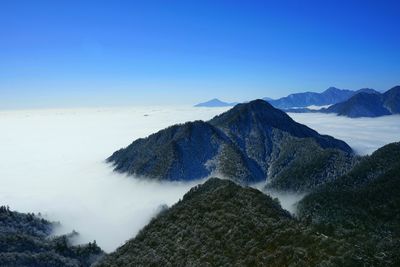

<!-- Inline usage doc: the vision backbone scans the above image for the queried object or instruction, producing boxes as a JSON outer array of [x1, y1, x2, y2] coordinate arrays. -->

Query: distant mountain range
[[108, 100, 353, 187], [264, 87, 379, 109], [195, 87, 379, 109], [323, 85, 400, 117], [194, 98, 238, 107]]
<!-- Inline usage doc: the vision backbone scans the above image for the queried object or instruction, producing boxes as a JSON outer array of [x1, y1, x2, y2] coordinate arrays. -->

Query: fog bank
[[251, 182, 305, 214], [0, 106, 398, 252], [0, 106, 227, 252], [288, 113, 400, 155]]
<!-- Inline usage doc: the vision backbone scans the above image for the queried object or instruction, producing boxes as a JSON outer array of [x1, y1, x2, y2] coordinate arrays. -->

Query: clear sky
[[1, 0, 400, 108]]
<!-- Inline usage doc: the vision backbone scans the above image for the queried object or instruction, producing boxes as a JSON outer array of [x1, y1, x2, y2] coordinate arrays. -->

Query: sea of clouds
[[0, 106, 399, 252], [289, 112, 400, 155], [0, 106, 226, 252]]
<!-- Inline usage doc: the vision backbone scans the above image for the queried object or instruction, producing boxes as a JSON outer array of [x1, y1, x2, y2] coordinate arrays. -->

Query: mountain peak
[[248, 98, 272, 106], [108, 98, 352, 183], [324, 85, 400, 117], [383, 85, 400, 113], [324, 86, 341, 92], [268, 87, 355, 109], [356, 88, 379, 94], [236, 99, 275, 110], [194, 98, 237, 107], [209, 99, 290, 130], [209, 99, 352, 153], [386, 85, 400, 93]]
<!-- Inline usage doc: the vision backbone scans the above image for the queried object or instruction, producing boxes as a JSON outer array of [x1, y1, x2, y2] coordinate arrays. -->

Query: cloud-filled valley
[[0, 106, 226, 252], [0, 106, 399, 252], [289, 112, 400, 155]]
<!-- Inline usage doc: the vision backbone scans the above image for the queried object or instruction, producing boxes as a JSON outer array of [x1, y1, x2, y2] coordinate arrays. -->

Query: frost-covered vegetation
[[97, 178, 370, 266], [97, 143, 400, 266], [108, 100, 353, 187], [0, 206, 104, 267], [298, 142, 400, 266]]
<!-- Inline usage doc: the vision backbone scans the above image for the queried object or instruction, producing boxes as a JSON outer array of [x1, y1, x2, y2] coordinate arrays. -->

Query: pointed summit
[[210, 99, 352, 153], [108, 99, 353, 189], [194, 98, 237, 107], [210, 99, 297, 131], [323, 86, 341, 93]]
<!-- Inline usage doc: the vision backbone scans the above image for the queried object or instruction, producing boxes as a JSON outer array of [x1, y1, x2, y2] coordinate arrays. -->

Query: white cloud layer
[[0, 106, 227, 252], [0, 106, 398, 252], [288, 113, 400, 155]]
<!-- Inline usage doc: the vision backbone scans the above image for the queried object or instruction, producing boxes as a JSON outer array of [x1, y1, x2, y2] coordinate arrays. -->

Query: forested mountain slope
[[298, 142, 400, 266], [108, 100, 353, 187], [0, 206, 104, 267], [96, 178, 366, 267]]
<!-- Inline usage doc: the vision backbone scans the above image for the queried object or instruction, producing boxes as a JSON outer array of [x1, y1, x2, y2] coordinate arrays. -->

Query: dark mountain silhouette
[[0, 206, 104, 266], [96, 178, 362, 266], [97, 142, 400, 266], [324, 85, 400, 117], [298, 142, 400, 265], [383, 85, 400, 113], [108, 100, 353, 185]]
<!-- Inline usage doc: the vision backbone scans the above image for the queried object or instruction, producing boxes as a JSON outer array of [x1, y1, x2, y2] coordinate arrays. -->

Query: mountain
[[324, 85, 400, 117], [0, 206, 104, 267], [194, 98, 237, 107], [265, 87, 378, 109], [96, 178, 364, 266], [264, 146, 359, 192], [324, 92, 391, 117], [262, 96, 274, 101], [298, 142, 400, 265], [108, 100, 353, 187], [98, 143, 400, 266], [382, 85, 400, 113]]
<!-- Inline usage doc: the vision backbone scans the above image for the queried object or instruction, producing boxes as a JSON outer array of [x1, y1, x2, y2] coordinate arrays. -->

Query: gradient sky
[[1, 0, 400, 108]]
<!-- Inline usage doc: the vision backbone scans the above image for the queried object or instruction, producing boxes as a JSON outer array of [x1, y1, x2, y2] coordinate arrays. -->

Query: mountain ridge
[[108, 100, 353, 187], [194, 98, 237, 107], [324, 85, 400, 117], [297, 142, 400, 265], [0, 206, 104, 267], [264, 87, 379, 109], [96, 178, 362, 266]]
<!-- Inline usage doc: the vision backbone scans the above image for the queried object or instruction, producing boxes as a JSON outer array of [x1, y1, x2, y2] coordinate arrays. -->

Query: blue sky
[[1, 0, 399, 108]]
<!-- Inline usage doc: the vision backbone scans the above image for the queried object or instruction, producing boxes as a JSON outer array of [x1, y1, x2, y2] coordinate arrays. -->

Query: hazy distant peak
[[267, 87, 355, 109], [262, 96, 274, 101], [355, 88, 380, 94], [324, 86, 342, 92], [194, 98, 237, 107]]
